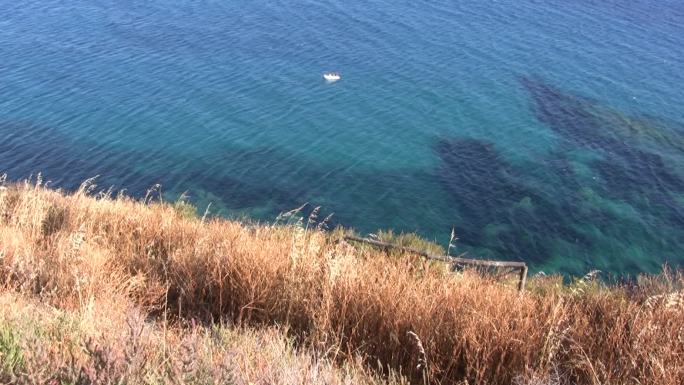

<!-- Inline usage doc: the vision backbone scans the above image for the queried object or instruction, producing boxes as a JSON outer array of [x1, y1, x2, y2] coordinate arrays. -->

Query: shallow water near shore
[[2, 0, 684, 275]]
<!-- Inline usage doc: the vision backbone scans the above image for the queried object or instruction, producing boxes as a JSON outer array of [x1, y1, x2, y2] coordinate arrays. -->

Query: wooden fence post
[[518, 265, 528, 292], [342, 235, 529, 291]]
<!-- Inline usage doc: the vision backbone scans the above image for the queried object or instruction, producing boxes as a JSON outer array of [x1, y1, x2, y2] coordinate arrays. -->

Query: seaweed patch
[[433, 137, 591, 263], [0, 121, 149, 194], [516, 76, 684, 270], [429, 76, 684, 270], [520, 76, 684, 216], [519, 75, 684, 154]]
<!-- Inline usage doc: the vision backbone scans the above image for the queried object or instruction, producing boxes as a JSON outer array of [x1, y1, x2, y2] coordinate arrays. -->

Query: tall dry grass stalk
[[0, 179, 683, 384], [0, 291, 397, 385]]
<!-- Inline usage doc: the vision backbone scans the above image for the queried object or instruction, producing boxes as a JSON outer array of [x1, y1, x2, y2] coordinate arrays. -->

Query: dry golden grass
[[0, 291, 399, 385], [1, 178, 683, 384]]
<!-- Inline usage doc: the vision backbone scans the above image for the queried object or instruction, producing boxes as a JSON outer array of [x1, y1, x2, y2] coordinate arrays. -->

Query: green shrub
[[375, 230, 445, 256], [0, 324, 24, 379], [173, 197, 198, 220]]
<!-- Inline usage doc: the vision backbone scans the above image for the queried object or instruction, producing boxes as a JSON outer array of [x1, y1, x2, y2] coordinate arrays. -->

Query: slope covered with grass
[[0, 178, 682, 385], [0, 291, 398, 385]]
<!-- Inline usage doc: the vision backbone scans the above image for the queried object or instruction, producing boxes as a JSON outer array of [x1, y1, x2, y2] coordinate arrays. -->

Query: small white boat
[[323, 72, 341, 82]]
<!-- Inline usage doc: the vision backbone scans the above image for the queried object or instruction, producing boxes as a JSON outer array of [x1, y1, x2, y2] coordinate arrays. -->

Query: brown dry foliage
[[0, 179, 683, 385], [0, 291, 395, 385]]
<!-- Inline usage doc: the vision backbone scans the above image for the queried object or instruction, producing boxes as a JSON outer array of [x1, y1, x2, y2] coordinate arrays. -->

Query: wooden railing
[[342, 235, 529, 292]]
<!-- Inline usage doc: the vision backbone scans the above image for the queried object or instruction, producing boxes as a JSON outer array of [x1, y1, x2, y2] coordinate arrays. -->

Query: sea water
[[2, 0, 683, 275]]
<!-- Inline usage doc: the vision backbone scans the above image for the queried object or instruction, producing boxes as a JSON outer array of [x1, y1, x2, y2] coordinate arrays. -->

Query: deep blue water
[[2, 0, 684, 275]]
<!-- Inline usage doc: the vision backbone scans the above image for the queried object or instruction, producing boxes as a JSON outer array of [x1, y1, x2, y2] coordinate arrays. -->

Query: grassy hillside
[[0, 177, 682, 385], [0, 290, 398, 385]]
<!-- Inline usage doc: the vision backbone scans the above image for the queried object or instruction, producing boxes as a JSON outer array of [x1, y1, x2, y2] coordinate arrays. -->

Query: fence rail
[[342, 235, 529, 291]]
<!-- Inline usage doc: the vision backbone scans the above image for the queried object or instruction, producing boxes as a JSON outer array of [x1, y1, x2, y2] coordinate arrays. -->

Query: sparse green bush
[[0, 324, 24, 380], [172, 196, 198, 220], [375, 229, 446, 255]]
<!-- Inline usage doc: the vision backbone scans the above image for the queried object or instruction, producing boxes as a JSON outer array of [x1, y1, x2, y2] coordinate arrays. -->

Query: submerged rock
[[433, 137, 591, 263], [520, 75, 684, 227], [519, 75, 684, 154]]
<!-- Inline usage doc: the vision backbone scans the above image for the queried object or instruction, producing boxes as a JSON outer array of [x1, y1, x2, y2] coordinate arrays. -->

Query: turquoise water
[[2, 0, 683, 275]]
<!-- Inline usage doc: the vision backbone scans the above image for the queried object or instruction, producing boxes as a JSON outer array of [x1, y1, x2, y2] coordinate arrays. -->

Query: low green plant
[[374, 229, 445, 256], [172, 194, 198, 220], [0, 323, 24, 379]]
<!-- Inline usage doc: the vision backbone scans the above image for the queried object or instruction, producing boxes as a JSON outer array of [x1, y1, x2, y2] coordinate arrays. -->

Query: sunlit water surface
[[2, 0, 684, 275]]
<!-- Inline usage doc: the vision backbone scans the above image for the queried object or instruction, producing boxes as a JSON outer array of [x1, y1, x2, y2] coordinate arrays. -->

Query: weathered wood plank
[[342, 235, 529, 291], [343, 235, 526, 267]]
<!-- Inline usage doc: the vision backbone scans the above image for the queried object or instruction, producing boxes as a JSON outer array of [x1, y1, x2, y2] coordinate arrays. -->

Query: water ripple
[[1, 0, 684, 275]]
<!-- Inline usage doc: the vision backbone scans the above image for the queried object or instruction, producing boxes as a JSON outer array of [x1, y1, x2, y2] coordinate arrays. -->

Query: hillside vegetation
[[0, 177, 682, 385]]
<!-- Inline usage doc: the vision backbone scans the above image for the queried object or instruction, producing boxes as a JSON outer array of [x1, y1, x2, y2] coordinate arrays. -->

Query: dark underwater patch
[[519, 76, 608, 149], [0, 120, 439, 235], [516, 76, 684, 270], [0, 121, 149, 194], [519, 75, 684, 155], [595, 151, 684, 227], [519, 76, 684, 223], [0, 121, 308, 213], [434, 138, 524, 227], [432, 137, 593, 264], [431, 75, 684, 270]]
